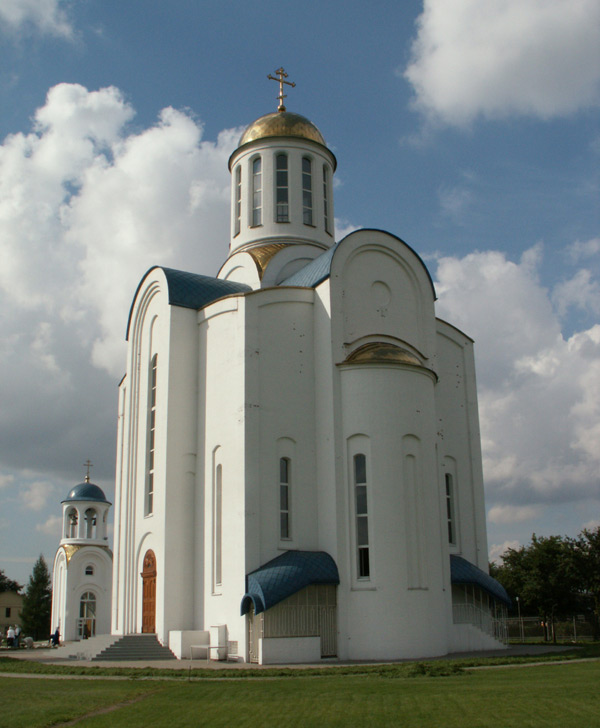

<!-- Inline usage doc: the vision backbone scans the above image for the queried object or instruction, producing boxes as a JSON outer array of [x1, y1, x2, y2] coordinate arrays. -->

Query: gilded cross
[[84, 459, 93, 483], [267, 67, 295, 112]]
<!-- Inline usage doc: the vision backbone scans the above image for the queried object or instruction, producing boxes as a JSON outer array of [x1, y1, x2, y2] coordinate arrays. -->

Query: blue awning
[[450, 555, 511, 607], [241, 550, 339, 616]]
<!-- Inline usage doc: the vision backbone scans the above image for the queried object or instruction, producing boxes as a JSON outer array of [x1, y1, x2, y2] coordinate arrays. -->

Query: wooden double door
[[141, 550, 156, 633]]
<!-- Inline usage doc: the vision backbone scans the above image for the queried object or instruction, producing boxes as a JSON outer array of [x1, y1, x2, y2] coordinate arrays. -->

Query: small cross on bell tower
[[267, 67, 295, 112], [84, 459, 93, 483]]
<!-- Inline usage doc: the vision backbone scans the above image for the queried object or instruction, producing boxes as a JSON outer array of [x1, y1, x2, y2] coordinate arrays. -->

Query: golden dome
[[344, 343, 423, 366], [238, 111, 326, 147]]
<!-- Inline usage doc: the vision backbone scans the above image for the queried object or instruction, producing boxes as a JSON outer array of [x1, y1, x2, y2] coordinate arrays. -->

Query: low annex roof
[[126, 266, 251, 340], [240, 550, 340, 616], [450, 555, 511, 607]]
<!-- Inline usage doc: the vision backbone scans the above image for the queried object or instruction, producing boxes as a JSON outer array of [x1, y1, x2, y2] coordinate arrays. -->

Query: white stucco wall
[[53, 545, 112, 641], [434, 319, 489, 571]]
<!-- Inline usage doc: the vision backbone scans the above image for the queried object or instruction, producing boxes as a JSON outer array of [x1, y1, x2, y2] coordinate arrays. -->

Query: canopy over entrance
[[241, 550, 339, 616], [450, 555, 511, 607]]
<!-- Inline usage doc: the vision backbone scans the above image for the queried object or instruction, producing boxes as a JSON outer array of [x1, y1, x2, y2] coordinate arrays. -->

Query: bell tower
[[51, 462, 113, 642]]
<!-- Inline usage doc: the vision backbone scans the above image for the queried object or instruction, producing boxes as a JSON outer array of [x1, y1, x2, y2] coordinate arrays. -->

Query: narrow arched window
[[275, 154, 289, 222], [214, 464, 222, 588], [252, 157, 262, 226], [323, 165, 330, 234], [445, 473, 456, 545], [234, 165, 242, 236], [279, 457, 291, 539], [85, 565, 94, 576], [146, 354, 157, 516], [302, 157, 313, 225], [354, 454, 369, 578]]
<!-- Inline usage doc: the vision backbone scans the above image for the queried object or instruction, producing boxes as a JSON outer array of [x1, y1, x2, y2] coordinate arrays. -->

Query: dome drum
[[228, 134, 336, 256]]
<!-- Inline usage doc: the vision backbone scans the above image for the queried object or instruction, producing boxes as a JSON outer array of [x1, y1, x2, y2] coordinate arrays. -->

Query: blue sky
[[1, 0, 598, 586]]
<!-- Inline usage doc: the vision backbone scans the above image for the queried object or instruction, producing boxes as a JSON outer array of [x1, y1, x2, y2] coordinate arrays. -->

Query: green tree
[[496, 534, 579, 642], [574, 526, 600, 638], [20, 555, 52, 640], [0, 570, 22, 593]]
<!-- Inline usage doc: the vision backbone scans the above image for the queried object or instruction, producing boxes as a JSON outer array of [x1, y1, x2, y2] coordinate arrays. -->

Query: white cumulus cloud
[[20, 481, 54, 511], [488, 504, 542, 524], [489, 540, 521, 563], [0, 0, 73, 37], [435, 246, 600, 510], [552, 269, 600, 317], [404, 0, 600, 126], [36, 514, 62, 537], [0, 83, 236, 486]]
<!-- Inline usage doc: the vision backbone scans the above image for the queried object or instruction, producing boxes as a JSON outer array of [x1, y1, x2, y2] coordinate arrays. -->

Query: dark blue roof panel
[[279, 244, 338, 288], [161, 267, 251, 309], [126, 266, 251, 340], [241, 550, 339, 615], [451, 555, 511, 607]]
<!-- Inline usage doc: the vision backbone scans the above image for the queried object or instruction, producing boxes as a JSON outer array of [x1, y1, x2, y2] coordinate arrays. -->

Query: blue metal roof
[[279, 230, 436, 299], [161, 267, 251, 309], [62, 482, 110, 504], [279, 244, 338, 288], [241, 550, 340, 615], [126, 266, 251, 340], [450, 555, 511, 607]]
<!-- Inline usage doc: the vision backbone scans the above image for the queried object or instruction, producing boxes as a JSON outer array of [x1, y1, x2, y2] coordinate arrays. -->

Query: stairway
[[91, 634, 176, 661]]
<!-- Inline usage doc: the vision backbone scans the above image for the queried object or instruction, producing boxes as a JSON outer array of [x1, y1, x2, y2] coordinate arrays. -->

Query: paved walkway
[[1, 643, 578, 671]]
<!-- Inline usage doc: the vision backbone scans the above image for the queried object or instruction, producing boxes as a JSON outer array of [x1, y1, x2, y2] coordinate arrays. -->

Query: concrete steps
[[53, 634, 122, 661], [92, 634, 176, 661]]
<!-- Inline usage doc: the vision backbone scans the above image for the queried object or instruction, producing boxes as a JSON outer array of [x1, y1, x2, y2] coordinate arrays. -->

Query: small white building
[[51, 478, 113, 642], [111, 79, 509, 663]]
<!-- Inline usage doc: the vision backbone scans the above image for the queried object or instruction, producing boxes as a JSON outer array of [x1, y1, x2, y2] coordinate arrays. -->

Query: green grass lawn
[[1, 661, 599, 728]]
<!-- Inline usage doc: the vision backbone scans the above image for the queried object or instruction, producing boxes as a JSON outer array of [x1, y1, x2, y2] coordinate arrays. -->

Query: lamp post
[[516, 596, 524, 642]]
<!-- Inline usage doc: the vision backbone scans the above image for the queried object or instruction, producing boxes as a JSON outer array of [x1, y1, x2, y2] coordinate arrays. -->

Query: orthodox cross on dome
[[84, 459, 93, 483], [267, 67, 295, 112]]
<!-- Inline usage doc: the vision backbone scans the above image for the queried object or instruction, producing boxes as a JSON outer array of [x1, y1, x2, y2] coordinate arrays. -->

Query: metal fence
[[506, 616, 595, 642]]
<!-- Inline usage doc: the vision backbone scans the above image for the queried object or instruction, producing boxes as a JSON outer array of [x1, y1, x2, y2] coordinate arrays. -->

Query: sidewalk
[[2, 643, 578, 671]]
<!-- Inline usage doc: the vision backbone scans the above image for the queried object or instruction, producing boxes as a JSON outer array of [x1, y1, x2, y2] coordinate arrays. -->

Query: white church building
[[110, 72, 509, 663]]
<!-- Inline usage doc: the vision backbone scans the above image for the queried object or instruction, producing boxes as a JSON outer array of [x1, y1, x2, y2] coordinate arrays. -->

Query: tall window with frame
[[323, 165, 330, 234], [275, 154, 289, 222], [214, 463, 223, 588], [354, 454, 370, 578], [302, 157, 313, 225], [145, 354, 157, 516], [445, 473, 456, 545], [279, 457, 291, 540], [234, 165, 242, 236], [252, 157, 262, 226]]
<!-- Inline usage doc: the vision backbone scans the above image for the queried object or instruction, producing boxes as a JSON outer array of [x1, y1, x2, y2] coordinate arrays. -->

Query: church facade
[[111, 79, 509, 663]]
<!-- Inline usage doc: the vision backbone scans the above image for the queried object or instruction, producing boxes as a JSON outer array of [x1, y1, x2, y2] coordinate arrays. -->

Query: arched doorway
[[79, 591, 96, 638], [141, 550, 156, 633]]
